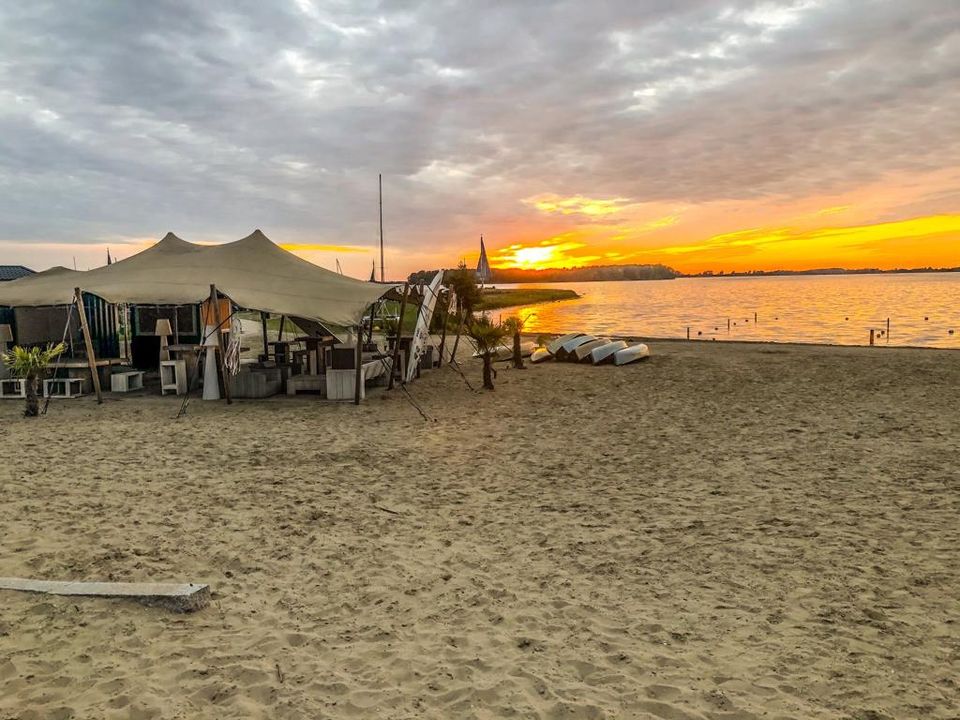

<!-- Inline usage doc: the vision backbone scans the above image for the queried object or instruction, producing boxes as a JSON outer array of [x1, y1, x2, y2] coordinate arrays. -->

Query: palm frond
[[2, 342, 66, 378], [467, 314, 508, 353]]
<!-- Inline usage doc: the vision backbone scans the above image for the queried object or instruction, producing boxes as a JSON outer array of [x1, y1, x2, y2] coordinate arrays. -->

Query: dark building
[[0, 265, 35, 282]]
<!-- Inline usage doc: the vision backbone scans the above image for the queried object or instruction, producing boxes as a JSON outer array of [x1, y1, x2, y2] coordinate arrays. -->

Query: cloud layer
[[1, 0, 957, 274]]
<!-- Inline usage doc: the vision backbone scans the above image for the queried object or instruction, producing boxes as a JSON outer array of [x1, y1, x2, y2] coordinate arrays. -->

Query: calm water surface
[[495, 273, 960, 348]]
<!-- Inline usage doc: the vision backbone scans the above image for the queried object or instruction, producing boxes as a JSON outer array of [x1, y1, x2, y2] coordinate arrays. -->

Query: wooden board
[[0, 577, 210, 613]]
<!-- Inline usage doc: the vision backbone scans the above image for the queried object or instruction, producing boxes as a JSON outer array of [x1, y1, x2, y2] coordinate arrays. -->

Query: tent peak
[[230, 229, 282, 251], [153, 232, 196, 253], [238, 229, 270, 242]]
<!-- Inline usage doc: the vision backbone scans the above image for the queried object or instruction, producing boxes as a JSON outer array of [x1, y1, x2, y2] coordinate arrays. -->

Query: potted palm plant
[[467, 315, 507, 390], [1, 342, 65, 417]]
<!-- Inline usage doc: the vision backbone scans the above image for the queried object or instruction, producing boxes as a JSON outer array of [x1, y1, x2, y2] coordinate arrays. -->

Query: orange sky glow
[[479, 169, 960, 274]]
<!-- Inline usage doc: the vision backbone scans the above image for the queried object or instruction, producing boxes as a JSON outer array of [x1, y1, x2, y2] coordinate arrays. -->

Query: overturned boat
[[572, 338, 610, 362], [613, 343, 650, 365], [530, 347, 553, 364], [590, 340, 627, 364], [546, 332, 584, 355], [555, 334, 596, 361]]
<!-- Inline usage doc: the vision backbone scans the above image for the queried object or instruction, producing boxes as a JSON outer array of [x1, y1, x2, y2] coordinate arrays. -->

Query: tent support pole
[[449, 309, 467, 363], [388, 282, 409, 390], [209, 285, 232, 405], [123, 304, 131, 362], [354, 325, 363, 405], [74, 287, 103, 405], [367, 302, 377, 345], [260, 311, 269, 358], [277, 315, 286, 342], [436, 289, 450, 364]]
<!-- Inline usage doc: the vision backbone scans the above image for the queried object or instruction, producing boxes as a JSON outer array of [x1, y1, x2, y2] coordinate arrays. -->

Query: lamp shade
[[0, 324, 12, 343], [154, 319, 173, 336]]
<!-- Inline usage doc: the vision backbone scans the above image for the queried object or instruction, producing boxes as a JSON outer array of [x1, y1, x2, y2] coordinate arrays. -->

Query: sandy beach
[[0, 340, 957, 719]]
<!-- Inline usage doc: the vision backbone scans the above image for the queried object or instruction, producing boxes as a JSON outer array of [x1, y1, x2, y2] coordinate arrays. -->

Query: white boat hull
[[530, 348, 552, 364], [572, 338, 609, 362], [556, 335, 596, 360], [613, 343, 650, 365], [546, 333, 583, 355], [590, 340, 627, 364]]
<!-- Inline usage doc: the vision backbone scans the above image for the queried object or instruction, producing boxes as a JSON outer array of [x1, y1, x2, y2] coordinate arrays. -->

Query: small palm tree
[[501, 316, 531, 369], [467, 314, 508, 390], [2, 343, 65, 417], [447, 263, 482, 360]]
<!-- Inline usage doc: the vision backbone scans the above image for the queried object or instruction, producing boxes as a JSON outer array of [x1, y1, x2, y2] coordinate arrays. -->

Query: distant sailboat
[[370, 260, 376, 282], [476, 235, 492, 285]]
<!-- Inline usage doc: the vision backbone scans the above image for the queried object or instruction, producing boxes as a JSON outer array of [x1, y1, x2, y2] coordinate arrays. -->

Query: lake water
[[493, 273, 960, 349]]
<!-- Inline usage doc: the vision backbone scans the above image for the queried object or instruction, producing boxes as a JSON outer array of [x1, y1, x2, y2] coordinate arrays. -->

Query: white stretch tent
[[0, 230, 396, 334]]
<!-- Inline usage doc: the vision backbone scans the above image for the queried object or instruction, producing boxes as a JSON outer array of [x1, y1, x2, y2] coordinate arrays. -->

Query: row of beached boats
[[476, 333, 650, 366], [530, 333, 650, 365]]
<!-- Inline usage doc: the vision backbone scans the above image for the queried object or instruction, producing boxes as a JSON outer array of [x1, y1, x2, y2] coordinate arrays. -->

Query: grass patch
[[476, 288, 579, 311]]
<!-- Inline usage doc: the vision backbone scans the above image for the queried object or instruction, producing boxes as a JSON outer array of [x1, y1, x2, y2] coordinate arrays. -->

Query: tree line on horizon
[[408, 263, 680, 285], [408, 263, 959, 285]]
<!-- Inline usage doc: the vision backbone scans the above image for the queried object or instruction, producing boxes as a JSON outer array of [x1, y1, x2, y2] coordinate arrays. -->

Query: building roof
[[0, 265, 35, 282]]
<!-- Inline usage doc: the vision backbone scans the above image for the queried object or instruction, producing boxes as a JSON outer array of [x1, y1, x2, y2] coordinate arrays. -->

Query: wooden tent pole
[[209, 284, 232, 405], [354, 325, 363, 405], [388, 282, 409, 390], [260, 311, 269, 358], [436, 289, 450, 364], [367, 302, 377, 345], [123, 305, 131, 362], [74, 287, 103, 404], [277, 315, 286, 342], [449, 309, 467, 363]]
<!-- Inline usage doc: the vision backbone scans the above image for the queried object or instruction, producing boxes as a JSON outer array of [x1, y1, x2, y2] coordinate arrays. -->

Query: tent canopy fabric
[[0, 230, 398, 330]]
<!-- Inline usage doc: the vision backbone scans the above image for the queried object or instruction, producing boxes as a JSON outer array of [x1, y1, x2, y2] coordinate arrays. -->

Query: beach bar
[[0, 230, 402, 404]]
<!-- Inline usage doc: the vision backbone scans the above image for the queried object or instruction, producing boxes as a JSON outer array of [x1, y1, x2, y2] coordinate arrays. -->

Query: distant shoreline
[[685, 267, 960, 278], [476, 287, 579, 311], [491, 266, 960, 284]]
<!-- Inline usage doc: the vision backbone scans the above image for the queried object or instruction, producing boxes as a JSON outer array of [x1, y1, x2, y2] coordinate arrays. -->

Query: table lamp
[[155, 318, 172, 363]]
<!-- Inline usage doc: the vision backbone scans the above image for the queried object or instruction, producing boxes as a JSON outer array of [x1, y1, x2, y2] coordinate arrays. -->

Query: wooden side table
[[160, 360, 187, 396]]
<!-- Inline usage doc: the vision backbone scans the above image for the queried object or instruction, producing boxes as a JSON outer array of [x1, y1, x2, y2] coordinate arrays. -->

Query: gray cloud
[[1, 0, 957, 270]]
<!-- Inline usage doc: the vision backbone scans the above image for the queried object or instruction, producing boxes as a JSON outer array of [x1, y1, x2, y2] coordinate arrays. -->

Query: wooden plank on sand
[[0, 578, 210, 613]]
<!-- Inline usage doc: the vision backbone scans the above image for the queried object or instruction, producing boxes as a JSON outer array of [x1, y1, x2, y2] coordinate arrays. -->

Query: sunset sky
[[0, 1, 957, 277]]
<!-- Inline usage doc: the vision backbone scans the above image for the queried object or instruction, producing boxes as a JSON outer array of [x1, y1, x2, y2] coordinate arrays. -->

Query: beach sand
[[0, 340, 957, 719]]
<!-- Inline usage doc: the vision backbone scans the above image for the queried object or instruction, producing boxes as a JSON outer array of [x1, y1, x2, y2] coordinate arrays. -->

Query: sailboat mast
[[379, 173, 385, 282]]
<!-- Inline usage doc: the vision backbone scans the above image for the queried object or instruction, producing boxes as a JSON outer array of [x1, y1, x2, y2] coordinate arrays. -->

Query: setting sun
[[481, 182, 960, 274]]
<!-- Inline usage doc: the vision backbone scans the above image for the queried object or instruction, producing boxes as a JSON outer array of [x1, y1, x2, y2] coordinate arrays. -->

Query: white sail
[[405, 271, 444, 383]]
